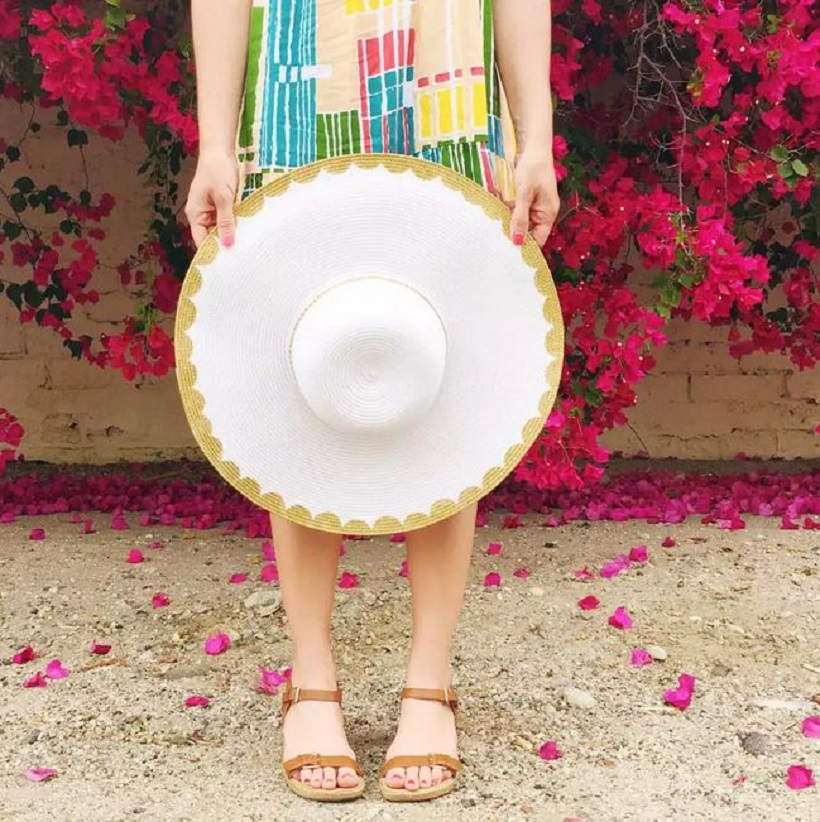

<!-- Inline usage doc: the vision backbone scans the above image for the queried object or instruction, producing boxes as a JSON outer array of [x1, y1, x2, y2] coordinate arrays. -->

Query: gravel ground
[[1, 494, 819, 821]]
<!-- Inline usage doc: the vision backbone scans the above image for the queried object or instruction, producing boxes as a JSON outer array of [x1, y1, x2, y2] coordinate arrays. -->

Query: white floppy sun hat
[[175, 155, 564, 535]]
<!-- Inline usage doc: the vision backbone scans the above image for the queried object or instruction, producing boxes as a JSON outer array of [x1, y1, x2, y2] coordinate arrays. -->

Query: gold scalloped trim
[[174, 154, 565, 535]]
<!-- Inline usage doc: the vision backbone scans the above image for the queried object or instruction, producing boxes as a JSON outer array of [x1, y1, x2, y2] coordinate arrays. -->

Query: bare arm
[[191, 0, 252, 156], [493, 0, 553, 154], [493, 0, 558, 244]]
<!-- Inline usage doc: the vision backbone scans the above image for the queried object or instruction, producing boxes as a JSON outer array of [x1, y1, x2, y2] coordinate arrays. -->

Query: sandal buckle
[[443, 687, 453, 706], [292, 686, 301, 704]]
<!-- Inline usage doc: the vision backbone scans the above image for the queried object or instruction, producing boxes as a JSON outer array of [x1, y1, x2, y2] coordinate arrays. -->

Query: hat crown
[[289, 277, 447, 434]]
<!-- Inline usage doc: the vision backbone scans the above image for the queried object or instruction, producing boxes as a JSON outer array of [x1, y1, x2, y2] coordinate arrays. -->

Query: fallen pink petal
[[503, 515, 522, 529], [513, 566, 530, 578], [661, 536, 677, 548], [260, 564, 279, 583], [578, 595, 600, 611], [484, 571, 502, 588], [22, 671, 47, 688], [389, 533, 406, 543], [397, 559, 409, 578], [538, 740, 563, 760], [573, 567, 595, 580], [151, 592, 170, 608], [28, 527, 45, 540], [257, 666, 286, 694], [487, 542, 502, 555], [125, 548, 144, 564], [261, 540, 276, 561], [229, 573, 248, 584], [89, 641, 112, 655], [203, 632, 231, 655], [608, 606, 633, 629], [801, 716, 820, 738], [785, 764, 815, 790], [24, 768, 58, 782], [44, 659, 69, 679], [11, 645, 35, 664], [338, 571, 359, 589], [629, 544, 648, 563], [111, 513, 128, 530], [185, 695, 210, 707], [663, 673, 696, 710], [631, 648, 653, 666]]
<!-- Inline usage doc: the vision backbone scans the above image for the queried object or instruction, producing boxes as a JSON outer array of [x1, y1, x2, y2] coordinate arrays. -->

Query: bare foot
[[383, 694, 458, 792], [282, 690, 361, 790]]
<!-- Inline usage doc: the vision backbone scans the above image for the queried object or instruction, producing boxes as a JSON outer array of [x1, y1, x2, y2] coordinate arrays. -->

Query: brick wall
[[1, 101, 817, 464]]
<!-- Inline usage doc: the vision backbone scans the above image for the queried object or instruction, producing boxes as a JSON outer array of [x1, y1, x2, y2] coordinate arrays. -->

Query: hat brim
[[174, 154, 564, 535]]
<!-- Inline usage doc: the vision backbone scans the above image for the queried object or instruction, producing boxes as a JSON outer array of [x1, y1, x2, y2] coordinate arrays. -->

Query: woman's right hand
[[184, 150, 240, 249]]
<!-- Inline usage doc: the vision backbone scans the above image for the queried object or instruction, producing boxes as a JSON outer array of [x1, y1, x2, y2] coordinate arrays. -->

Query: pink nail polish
[[513, 232, 525, 246], [222, 235, 234, 248]]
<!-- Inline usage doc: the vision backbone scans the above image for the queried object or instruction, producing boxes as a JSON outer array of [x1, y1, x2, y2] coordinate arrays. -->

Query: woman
[[184, 0, 558, 804]]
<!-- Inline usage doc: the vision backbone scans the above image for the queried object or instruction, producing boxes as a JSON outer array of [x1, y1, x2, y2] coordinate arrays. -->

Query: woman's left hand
[[509, 146, 560, 247]]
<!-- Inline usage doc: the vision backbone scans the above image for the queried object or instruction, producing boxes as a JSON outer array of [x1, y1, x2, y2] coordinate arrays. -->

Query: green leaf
[[3, 220, 22, 240], [67, 128, 88, 147], [791, 159, 809, 177], [9, 193, 27, 212], [6, 145, 21, 162], [770, 145, 789, 163], [14, 177, 35, 193], [6, 284, 23, 310]]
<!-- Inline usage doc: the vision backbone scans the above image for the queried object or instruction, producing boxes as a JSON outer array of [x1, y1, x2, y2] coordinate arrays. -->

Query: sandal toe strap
[[380, 753, 461, 777], [283, 753, 363, 777]]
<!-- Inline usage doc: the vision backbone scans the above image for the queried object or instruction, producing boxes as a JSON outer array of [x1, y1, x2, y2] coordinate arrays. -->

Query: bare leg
[[272, 513, 360, 790], [383, 503, 477, 791]]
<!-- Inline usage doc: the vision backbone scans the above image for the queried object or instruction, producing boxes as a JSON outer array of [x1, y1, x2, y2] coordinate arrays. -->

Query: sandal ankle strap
[[281, 681, 342, 719], [401, 686, 458, 710]]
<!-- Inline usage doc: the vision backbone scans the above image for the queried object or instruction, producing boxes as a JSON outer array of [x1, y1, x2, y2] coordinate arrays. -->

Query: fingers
[[510, 186, 533, 246], [532, 221, 554, 247], [213, 186, 237, 248]]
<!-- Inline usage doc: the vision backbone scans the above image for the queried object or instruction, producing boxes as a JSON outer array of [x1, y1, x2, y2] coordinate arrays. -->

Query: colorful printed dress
[[235, 0, 517, 203]]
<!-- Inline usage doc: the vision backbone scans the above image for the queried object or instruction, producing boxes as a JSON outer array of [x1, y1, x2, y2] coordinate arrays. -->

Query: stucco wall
[[1, 100, 817, 464]]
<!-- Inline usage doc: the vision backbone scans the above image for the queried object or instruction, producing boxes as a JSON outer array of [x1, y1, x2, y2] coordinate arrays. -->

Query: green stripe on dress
[[239, 6, 265, 150]]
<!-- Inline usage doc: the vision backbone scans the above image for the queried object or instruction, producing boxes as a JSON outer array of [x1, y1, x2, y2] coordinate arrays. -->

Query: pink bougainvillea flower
[[151, 592, 170, 608], [257, 666, 286, 694], [203, 632, 231, 656], [229, 573, 248, 584], [631, 648, 653, 666], [260, 564, 279, 583], [148, 539, 164, 550], [573, 567, 595, 580], [801, 716, 820, 738], [503, 515, 522, 529], [44, 659, 69, 679], [578, 595, 600, 611], [397, 559, 409, 578], [600, 556, 630, 578], [125, 548, 144, 564], [663, 673, 696, 710], [538, 740, 564, 760], [82, 519, 95, 534], [390, 533, 406, 543], [185, 694, 210, 708], [89, 641, 111, 655], [28, 527, 46, 540], [24, 768, 58, 782], [484, 571, 501, 588], [785, 764, 815, 790], [22, 671, 47, 688], [486, 542, 502, 555], [608, 606, 633, 630], [11, 645, 35, 664], [111, 513, 128, 530], [629, 544, 648, 563], [261, 540, 276, 561], [661, 536, 676, 548], [513, 566, 530, 578], [338, 571, 359, 589]]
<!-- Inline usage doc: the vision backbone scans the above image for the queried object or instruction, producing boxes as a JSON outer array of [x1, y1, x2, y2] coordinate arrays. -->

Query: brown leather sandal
[[379, 686, 462, 802], [280, 680, 365, 802]]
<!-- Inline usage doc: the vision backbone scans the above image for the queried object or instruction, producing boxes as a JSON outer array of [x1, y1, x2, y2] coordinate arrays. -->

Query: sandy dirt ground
[[1, 468, 819, 821]]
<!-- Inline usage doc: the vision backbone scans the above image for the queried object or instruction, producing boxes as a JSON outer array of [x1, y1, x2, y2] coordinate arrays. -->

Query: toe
[[405, 765, 420, 791], [385, 767, 405, 788], [322, 766, 336, 789], [431, 765, 443, 785], [337, 767, 359, 788], [300, 767, 312, 784], [419, 765, 432, 788], [310, 768, 323, 788]]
